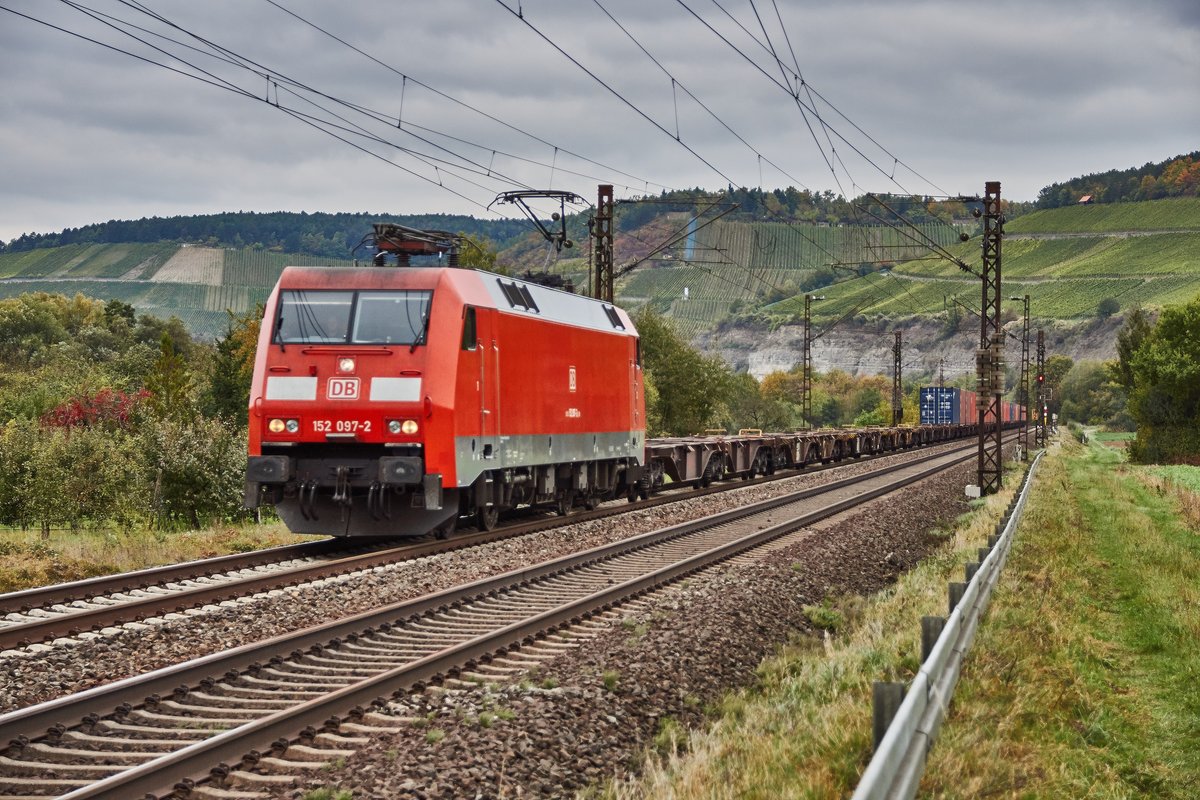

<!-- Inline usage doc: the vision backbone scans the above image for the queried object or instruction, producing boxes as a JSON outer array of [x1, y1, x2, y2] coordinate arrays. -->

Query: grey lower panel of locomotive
[[453, 430, 643, 488]]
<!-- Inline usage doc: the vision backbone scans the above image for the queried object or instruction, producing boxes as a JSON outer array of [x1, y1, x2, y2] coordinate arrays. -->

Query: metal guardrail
[[851, 450, 1044, 800]]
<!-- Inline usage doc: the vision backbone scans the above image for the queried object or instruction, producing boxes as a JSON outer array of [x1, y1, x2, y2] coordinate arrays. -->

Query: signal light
[[1036, 374, 1045, 383]]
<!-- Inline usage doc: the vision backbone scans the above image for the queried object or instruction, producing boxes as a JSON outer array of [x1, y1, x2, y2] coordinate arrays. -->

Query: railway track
[[0, 439, 994, 800], [0, 436, 980, 652]]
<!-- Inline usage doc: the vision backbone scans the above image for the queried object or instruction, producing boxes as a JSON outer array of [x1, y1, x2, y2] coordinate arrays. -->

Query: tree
[[718, 372, 793, 432], [145, 416, 247, 529], [1058, 361, 1125, 426], [633, 308, 732, 435], [1097, 297, 1120, 319], [458, 232, 499, 271], [1127, 295, 1200, 462], [145, 332, 195, 421], [1044, 354, 1074, 395], [1112, 306, 1152, 392], [202, 306, 262, 423]]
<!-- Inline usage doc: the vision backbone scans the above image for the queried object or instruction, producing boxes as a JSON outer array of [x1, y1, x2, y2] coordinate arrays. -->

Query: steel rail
[[0, 440, 993, 799], [0, 434, 982, 650]]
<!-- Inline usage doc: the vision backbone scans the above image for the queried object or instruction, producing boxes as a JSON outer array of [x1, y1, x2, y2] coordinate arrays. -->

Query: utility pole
[[938, 358, 945, 388], [976, 181, 1005, 495], [802, 293, 823, 429], [1010, 294, 1030, 459], [592, 184, 615, 302], [1035, 328, 1046, 448], [892, 330, 903, 426]]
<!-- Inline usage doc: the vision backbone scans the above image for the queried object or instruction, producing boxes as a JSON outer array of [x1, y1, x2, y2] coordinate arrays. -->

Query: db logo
[[327, 378, 360, 400]]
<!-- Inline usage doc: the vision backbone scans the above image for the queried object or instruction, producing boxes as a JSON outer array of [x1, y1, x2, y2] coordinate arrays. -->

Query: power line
[[695, 0, 949, 197], [492, 0, 738, 188], [589, 0, 809, 191], [260, 0, 672, 197], [19, 2, 504, 213]]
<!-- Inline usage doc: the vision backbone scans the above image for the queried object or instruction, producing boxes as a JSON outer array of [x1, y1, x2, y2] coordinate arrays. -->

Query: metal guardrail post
[[920, 616, 945, 663], [948, 582, 965, 613], [872, 682, 906, 750]]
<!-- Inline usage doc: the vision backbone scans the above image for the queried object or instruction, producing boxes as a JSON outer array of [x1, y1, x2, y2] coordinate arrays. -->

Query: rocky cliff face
[[697, 314, 1129, 382]]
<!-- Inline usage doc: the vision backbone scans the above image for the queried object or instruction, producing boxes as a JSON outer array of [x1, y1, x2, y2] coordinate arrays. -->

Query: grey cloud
[[1, 0, 1197, 242]]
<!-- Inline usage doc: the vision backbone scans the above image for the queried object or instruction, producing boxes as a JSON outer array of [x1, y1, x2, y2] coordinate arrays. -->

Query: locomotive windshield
[[274, 290, 433, 345]]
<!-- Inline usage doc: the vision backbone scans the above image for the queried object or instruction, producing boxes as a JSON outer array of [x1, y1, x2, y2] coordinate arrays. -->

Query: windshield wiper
[[410, 313, 431, 354]]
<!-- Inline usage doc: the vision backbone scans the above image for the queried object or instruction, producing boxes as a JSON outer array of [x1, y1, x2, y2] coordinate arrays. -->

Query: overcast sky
[[1, 0, 1197, 244]]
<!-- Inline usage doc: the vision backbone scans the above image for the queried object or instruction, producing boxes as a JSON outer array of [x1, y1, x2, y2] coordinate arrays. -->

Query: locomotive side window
[[274, 290, 432, 345], [275, 291, 353, 344], [353, 291, 432, 344], [461, 306, 477, 350]]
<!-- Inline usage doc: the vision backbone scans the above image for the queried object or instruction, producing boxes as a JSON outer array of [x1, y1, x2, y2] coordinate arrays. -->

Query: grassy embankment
[[921, 437, 1200, 796], [597, 436, 1200, 798], [0, 521, 308, 593]]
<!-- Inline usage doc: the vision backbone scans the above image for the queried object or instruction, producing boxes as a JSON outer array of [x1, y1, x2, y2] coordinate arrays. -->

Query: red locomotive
[[245, 227, 646, 536]]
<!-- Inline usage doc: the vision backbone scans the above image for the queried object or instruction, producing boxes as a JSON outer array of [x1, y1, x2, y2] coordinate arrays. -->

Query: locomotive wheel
[[476, 505, 500, 531]]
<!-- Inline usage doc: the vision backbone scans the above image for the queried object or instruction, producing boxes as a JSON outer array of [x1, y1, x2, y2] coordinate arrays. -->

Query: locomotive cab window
[[274, 290, 433, 345]]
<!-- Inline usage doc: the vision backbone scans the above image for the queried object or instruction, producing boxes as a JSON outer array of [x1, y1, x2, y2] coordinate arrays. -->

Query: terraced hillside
[[767, 198, 1200, 322], [616, 216, 966, 338], [0, 244, 350, 337]]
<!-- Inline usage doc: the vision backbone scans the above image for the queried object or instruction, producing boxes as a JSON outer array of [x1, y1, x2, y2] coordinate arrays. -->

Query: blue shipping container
[[919, 386, 961, 425]]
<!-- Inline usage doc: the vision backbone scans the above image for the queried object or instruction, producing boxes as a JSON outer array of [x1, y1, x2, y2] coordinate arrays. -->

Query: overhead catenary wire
[[260, 0, 669, 196], [695, 0, 949, 197], [13, 0, 675, 226], [492, 0, 738, 189], [15, 2, 505, 214], [590, 0, 810, 192]]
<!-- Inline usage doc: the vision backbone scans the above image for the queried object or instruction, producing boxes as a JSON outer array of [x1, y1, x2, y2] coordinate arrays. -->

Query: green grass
[[1146, 464, 1200, 492], [921, 439, 1200, 797], [0, 522, 313, 592], [1091, 430, 1136, 443]]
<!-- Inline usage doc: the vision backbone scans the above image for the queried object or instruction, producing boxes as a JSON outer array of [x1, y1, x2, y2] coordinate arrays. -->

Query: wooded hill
[[1036, 152, 1200, 209], [1, 155, 1196, 340]]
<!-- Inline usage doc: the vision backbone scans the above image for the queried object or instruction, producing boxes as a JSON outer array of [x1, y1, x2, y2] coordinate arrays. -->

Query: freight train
[[918, 387, 1024, 426], [244, 227, 996, 537]]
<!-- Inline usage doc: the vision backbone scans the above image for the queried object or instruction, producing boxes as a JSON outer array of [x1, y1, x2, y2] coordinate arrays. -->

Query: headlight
[[285, 419, 300, 433], [268, 418, 286, 433], [337, 357, 356, 373], [401, 419, 419, 435], [388, 419, 402, 434]]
